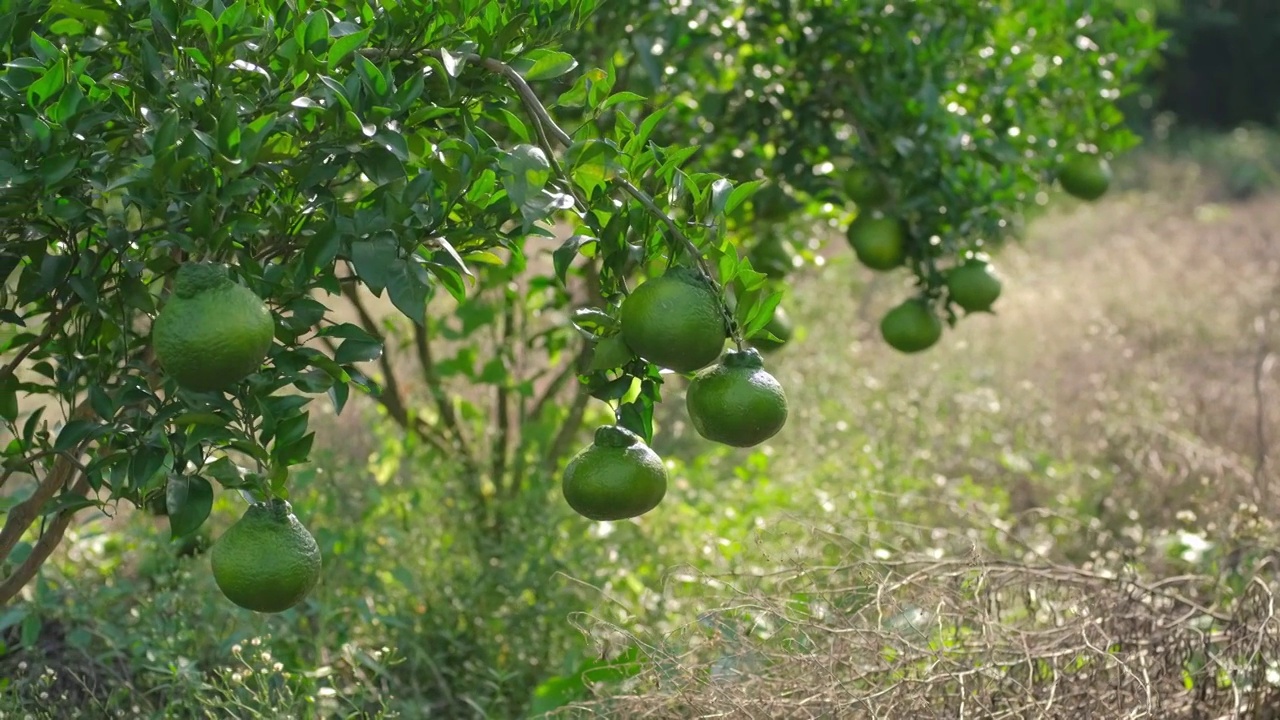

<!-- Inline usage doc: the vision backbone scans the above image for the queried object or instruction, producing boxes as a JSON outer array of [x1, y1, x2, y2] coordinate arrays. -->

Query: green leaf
[[429, 237, 474, 280], [275, 432, 314, 466], [725, 180, 765, 217], [28, 33, 58, 64], [427, 263, 467, 302], [499, 144, 552, 210], [166, 474, 213, 539], [570, 307, 618, 339], [520, 50, 578, 81], [19, 613, 40, 650], [334, 336, 384, 365], [54, 419, 98, 452], [351, 235, 399, 294], [742, 290, 784, 338], [327, 28, 371, 71], [566, 139, 622, 196], [603, 91, 646, 108], [353, 53, 389, 96], [0, 375, 17, 423], [552, 234, 596, 284], [39, 153, 78, 187], [328, 382, 350, 415], [27, 63, 65, 106], [618, 389, 655, 445], [128, 444, 168, 490], [301, 11, 330, 55], [217, 100, 241, 159], [386, 258, 430, 326]]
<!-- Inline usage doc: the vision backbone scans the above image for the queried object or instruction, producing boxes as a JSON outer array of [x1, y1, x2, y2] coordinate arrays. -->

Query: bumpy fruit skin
[[880, 299, 943, 354], [945, 261, 1003, 313], [1058, 155, 1112, 201], [846, 215, 908, 271], [686, 348, 789, 448], [152, 263, 275, 392], [750, 305, 793, 353], [211, 499, 322, 614], [620, 268, 727, 373], [562, 426, 668, 521], [843, 166, 891, 207]]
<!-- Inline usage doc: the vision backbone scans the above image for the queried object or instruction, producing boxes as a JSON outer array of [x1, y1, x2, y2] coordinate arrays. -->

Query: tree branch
[[411, 323, 478, 469], [320, 337, 454, 457], [0, 472, 91, 607], [0, 402, 94, 564], [528, 352, 583, 423], [328, 292, 488, 511], [417, 49, 744, 347], [0, 306, 68, 385], [541, 386, 592, 477], [340, 284, 411, 420]]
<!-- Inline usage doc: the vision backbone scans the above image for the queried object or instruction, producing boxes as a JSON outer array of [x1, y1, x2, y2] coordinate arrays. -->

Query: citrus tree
[[567, 0, 1158, 348], [0, 0, 786, 612], [0, 0, 1157, 614]]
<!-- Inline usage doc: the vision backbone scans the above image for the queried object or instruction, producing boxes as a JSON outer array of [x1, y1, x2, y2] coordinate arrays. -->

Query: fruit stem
[[613, 176, 744, 350], [723, 347, 765, 369]]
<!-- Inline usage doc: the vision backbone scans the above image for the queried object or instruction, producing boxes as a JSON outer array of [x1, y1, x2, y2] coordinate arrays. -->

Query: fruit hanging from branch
[[210, 499, 322, 614], [685, 348, 789, 449], [561, 425, 668, 522], [151, 263, 275, 393]]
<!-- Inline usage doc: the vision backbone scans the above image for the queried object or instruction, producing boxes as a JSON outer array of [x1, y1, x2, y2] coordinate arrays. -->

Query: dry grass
[[570, 548, 1280, 718]]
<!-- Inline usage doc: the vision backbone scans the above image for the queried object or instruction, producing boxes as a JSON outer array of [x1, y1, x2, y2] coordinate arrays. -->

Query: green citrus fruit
[[880, 299, 942, 353], [945, 260, 1003, 313], [1058, 154, 1112, 201], [620, 267, 727, 373], [686, 348, 789, 447], [747, 235, 799, 279], [750, 305, 794, 353], [152, 263, 275, 392], [843, 166, 891, 207], [846, 215, 908, 271], [562, 425, 668, 521], [751, 184, 798, 222], [211, 499, 322, 614]]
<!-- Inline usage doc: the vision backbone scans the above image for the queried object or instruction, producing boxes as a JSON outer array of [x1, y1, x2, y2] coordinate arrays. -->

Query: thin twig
[[316, 333, 460, 456], [337, 270, 481, 466], [411, 323, 478, 468], [0, 306, 68, 384], [418, 49, 744, 349], [1252, 325, 1271, 507], [490, 297, 515, 492], [541, 385, 592, 478], [340, 284, 412, 423]]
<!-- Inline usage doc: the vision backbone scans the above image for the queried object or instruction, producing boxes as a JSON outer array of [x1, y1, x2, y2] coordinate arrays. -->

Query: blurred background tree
[[1146, 0, 1280, 128]]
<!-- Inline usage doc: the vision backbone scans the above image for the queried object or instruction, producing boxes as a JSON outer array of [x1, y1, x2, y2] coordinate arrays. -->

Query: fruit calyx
[[267, 497, 295, 521], [665, 265, 712, 289], [720, 347, 764, 370], [245, 497, 293, 522], [173, 262, 234, 299], [593, 424, 643, 449]]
